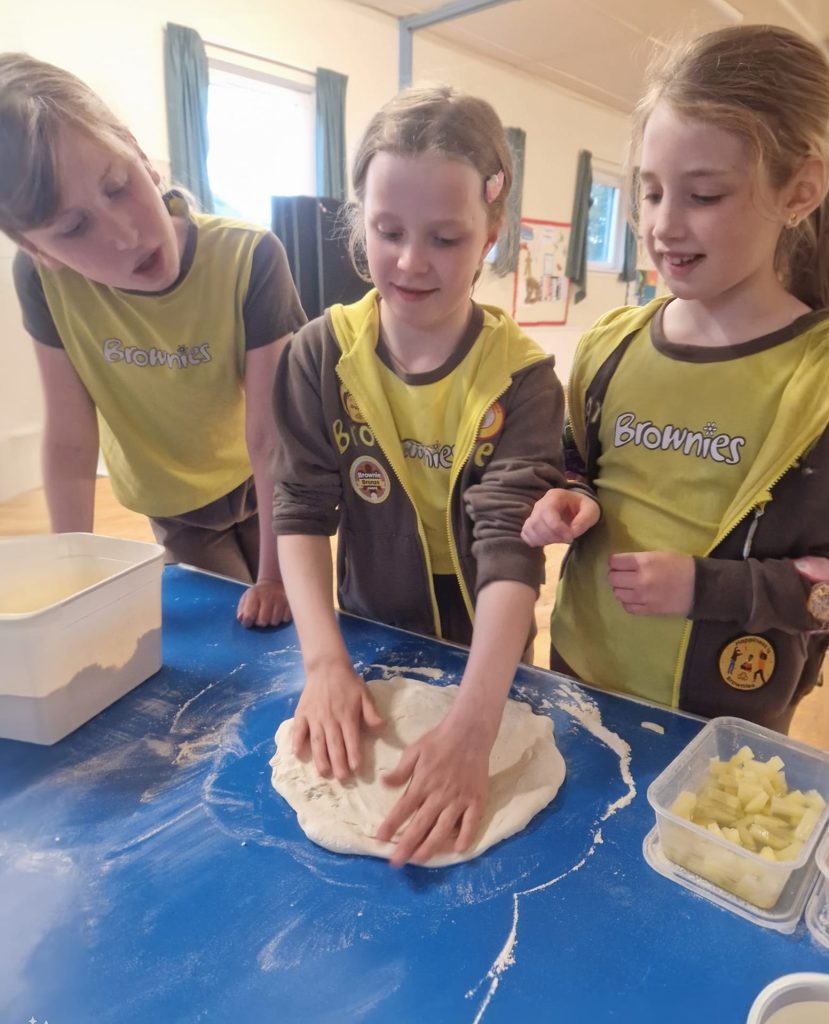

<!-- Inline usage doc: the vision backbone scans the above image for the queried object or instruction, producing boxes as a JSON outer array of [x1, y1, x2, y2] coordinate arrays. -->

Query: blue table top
[[1, 565, 827, 1024]]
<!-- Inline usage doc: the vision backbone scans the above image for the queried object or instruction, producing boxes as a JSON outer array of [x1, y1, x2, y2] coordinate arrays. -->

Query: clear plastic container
[[0, 533, 164, 744], [646, 716, 829, 913], [805, 826, 829, 951]]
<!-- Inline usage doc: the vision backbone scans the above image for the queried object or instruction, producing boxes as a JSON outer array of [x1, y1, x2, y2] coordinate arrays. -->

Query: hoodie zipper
[[445, 379, 513, 621]]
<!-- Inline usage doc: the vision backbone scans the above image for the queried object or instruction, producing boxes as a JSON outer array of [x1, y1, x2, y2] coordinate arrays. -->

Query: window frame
[[586, 165, 626, 275], [205, 56, 316, 225]]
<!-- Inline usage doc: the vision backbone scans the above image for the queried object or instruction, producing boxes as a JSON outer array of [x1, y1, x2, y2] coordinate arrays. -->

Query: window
[[207, 61, 315, 226], [587, 168, 626, 273]]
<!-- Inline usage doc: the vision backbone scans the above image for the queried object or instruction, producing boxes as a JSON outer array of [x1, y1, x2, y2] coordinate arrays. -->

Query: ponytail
[[781, 194, 829, 310]]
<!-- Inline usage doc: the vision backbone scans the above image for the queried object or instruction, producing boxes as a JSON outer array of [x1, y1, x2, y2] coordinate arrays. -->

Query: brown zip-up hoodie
[[272, 290, 565, 639]]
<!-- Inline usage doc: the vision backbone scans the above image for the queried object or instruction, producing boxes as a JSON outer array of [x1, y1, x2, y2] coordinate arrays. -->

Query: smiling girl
[[0, 54, 306, 627], [522, 25, 829, 732], [271, 85, 569, 866]]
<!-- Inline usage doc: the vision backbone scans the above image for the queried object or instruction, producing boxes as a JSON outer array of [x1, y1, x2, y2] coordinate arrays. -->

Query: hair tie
[[485, 170, 505, 204]]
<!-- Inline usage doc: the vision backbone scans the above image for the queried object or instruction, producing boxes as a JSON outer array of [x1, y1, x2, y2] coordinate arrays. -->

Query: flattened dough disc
[[270, 676, 565, 866]]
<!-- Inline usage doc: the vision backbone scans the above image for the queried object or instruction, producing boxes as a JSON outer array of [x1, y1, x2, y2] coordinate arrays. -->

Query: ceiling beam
[[398, 0, 519, 87]]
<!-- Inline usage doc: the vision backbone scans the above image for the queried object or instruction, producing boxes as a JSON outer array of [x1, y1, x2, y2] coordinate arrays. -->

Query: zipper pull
[[741, 505, 766, 559]]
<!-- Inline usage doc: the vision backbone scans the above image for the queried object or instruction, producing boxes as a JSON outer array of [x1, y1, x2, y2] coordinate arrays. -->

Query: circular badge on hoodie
[[478, 400, 505, 441], [718, 635, 775, 691], [350, 456, 390, 504], [340, 386, 366, 423]]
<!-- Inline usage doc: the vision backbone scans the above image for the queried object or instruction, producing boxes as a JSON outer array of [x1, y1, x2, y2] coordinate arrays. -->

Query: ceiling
[[353, 0, 829, 112]]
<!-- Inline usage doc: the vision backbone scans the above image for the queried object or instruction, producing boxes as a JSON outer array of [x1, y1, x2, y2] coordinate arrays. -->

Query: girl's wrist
[[443, 694, 502, 749]]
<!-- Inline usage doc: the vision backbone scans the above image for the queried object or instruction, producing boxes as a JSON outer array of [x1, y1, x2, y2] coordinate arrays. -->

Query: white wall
[[0, 0, 630, 501]]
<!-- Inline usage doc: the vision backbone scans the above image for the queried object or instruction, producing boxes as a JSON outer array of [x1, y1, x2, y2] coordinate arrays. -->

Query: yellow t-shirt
[[376, 317, 485, 574], [36, 206, 268, 516]]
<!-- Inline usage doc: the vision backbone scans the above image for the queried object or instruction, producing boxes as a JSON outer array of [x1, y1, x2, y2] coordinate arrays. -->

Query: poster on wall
[[625, 234, 661, 306], [512, 218, 571, 326], [630, 269, 659, 306]]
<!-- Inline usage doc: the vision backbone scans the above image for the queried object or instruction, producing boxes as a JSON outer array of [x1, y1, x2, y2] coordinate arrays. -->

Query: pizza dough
[[269, 675, 566, 867]]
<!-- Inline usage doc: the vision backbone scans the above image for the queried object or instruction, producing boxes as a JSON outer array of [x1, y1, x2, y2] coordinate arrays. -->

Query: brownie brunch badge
[[350, 457, 390, 504]]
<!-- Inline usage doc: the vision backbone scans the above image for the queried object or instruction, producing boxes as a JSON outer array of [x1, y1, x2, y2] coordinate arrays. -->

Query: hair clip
[[485, 170, 505, 204]]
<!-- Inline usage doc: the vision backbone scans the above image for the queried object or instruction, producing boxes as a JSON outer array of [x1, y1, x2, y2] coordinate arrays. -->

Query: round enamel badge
[[478, 400, 505, 441], [350, 457, 390, 504], [718, 635, 776, 691]]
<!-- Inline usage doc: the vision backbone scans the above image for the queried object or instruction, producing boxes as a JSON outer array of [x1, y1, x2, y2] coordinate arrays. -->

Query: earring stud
[[789, 212, 799, 227]]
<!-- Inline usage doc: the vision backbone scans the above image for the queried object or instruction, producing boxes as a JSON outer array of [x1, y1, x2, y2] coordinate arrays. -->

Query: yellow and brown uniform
[[554, 298, 829, 730], [272, 290, 566, 641]]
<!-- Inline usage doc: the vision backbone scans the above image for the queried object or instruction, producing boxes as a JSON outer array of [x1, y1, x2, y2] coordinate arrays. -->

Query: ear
[[17, 237, 65, 271], [783, 154, 828, 225]]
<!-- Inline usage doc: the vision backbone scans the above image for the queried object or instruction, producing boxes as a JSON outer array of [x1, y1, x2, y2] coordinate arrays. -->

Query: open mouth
[[393, 283, 437, 301], [664, 253, 703, 271], [134, 248, 161, 276]]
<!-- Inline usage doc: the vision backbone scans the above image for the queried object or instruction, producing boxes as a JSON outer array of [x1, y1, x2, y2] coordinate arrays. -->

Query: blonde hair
[[0, 53, 135, 242], [346, 83, 512, 280], [632, 25, 829, 309]]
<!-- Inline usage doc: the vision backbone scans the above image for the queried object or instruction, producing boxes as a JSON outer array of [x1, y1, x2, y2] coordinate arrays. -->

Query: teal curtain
[[316, 68, 347, 200], [564, 149, 592, 304], [619, 224, 638, 282], [619, 168, 639, 283], [492, 126, 525, 278], [164, 23, 214, 212]]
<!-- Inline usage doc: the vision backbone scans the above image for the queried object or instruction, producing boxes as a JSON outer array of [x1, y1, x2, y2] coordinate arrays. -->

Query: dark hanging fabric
[[619, 224, 638, 283], [564, 149, 592, 304], [272, 195, 365, 320], [619, 168, 639, 283], [315, 68, 348, 201], [163, 23, 214, 212]]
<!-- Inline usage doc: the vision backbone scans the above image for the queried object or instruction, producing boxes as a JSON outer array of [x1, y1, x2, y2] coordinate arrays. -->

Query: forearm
[[277, 534, 349, 668], [248, 444, 281, 585], [693, 555, 821, 633], [41, 433, 98, 533], [447, 579, 536, 750], [244, 335, 291, 585], [32, 341, 98, 534]]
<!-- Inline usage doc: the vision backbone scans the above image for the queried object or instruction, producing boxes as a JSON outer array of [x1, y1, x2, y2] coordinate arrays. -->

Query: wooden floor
[[1, 477, 826, 750]]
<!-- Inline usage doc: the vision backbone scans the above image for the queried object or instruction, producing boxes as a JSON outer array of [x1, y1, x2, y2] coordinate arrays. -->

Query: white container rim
[[816, 820, 829, 878], [746, 972, 829, 1023], [0, 533, 164, 621]]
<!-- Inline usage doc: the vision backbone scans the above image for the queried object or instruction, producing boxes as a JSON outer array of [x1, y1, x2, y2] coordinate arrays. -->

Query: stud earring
[[789, 212, 799, 227]]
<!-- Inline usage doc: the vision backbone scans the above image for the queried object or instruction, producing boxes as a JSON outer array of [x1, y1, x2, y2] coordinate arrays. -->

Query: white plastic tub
[[746, 973, 829, 1024], [0, 533, 164, 744]]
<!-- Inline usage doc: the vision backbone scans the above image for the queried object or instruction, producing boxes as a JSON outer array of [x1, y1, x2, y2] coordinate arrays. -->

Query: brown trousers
[[149, 477, 260, 583]]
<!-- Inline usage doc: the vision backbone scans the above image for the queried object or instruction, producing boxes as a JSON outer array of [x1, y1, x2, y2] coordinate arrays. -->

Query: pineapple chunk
[[743, 789, 769, 814], [670, 790, 697, 820], [795, 807, 820, 842], [671, 746, 825, 861]]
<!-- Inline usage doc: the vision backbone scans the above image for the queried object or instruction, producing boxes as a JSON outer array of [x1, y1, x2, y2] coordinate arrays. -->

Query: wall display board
[[512, 218, 571, 326]]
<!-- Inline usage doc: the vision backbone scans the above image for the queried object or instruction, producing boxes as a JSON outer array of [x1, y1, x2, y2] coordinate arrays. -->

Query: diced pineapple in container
[[650, 716, 829, 911]]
